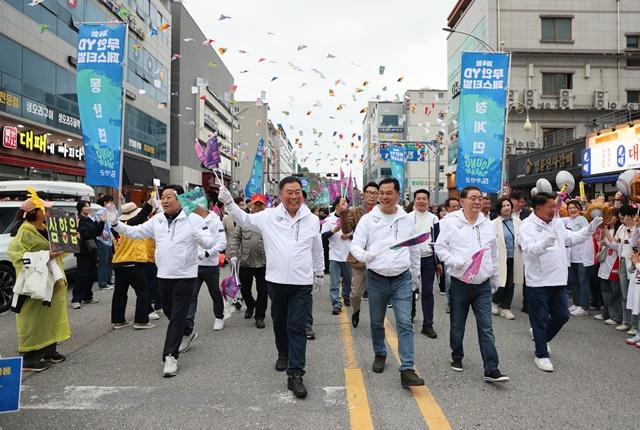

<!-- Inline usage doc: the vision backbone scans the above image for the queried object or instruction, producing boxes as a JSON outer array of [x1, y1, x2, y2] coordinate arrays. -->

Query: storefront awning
[[123, 156, 156, 187], [582, 173, 620, 184]]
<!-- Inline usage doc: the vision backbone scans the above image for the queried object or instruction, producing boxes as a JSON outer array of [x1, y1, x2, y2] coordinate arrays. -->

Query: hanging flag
[[204, 135, 221, 169], [76, 23, 126, 188], [244, 139, 265, 198], [389, 145, 406, 201]]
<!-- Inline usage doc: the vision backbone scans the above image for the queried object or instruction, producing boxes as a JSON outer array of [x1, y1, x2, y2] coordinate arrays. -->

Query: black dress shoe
[[244, 308, 254, 319], [521, 306, 529, 314], [401, 369, 425, 388], [288, 375, 308, 398], [343, 298, 351, 307], [332, 308, 341, 315], [352, 310, 360, 328], [372, 355, 386, 373], [275, 356, 288, 372], [255, 319, 266, 329], [421, 327, 438, 339], [306, 327, 316, 340]]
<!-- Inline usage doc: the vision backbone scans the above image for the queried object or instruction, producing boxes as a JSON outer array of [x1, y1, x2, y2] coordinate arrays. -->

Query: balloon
[[531, 187, 538, 198], [616, 169, 639, 196], [536, 178, 553, 194], [555, 170, 575, 194]]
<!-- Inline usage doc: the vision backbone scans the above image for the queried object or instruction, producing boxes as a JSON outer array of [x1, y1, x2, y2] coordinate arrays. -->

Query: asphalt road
[[0, 273, 638, 430]]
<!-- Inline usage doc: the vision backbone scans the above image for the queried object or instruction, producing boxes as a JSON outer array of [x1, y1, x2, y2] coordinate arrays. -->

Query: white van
[[0, 181, 98, 313]]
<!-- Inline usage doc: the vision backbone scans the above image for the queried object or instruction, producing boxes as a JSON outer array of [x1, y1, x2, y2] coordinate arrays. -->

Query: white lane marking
[[20, 385, 154, 410]]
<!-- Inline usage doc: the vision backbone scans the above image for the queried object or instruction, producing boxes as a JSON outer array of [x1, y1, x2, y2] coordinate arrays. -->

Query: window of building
[[56, 68, 76, 102], [0, 34, 22, 79], [541, 17, 572, 42], [542, 73, 572, 95], [627, 35, 640, 49], [627, 58, 640, 68], [23, 50, 56, 94], [542, 127, 574, 147], [628, 90, 640, 104], [380, 115, 398, 126], [380, 167, 392, 177]]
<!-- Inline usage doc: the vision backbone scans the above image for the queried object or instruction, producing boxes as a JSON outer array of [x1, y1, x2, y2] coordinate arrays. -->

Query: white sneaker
[[604, 319, 618, 325], [616, 324, 630, 331], [148, 311, 161, 321], [627, 328, 637, 336], [163, 355, 178, 377], [534, 357, 554, 372], [529, 328, 534, 341], [500, 309, 515, 320], [570, 307, 588, 316], [178, 331, 198, 353], [492, 303, 500, 316], [133, 322, 156, 330], [625, 335, 640, 345], [568, 304, 577, 313], [594, 314, 604, 320], [213, 318, 224, 331], [71, 302, 82, 309]]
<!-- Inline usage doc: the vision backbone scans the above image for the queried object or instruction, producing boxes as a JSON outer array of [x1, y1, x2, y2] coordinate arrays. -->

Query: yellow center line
[[384, 318, 452, 430], [339, 310, 374, 430]]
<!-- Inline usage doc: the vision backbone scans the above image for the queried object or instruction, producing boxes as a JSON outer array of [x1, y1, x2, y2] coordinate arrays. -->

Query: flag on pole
[[462, 248, 488, 283], [347, 170, 353, 202], [244, 138, 265, 198], [204, 135, 221, 169], [177, 187, 208, 215], [390, 232, 431, 250]]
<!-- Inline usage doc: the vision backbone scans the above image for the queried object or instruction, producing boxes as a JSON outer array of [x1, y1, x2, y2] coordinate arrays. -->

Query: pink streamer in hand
[[462, 248, 487, 283]]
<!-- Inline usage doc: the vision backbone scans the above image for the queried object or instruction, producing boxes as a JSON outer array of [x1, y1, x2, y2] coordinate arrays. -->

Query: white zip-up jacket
[[113, 210, 217, 279], [226, 201, 324, 285], [519, 213, 593, 287], [434, 209, 499, 285], [321, 212, 351, 262], [350, 205, 420, 278], [197, 212, 227, 267], [409, 209, 439, 257]]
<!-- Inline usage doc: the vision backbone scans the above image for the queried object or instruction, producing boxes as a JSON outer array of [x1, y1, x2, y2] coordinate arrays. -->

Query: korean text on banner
[[456, 52, 510, 193], [244, 138, 265, 198], [76, 23, 126, 188], [0, 357, 23, 413], [389, 145, 406, 200]]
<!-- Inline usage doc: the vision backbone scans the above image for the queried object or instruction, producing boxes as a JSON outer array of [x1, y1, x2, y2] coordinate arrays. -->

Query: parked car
[[0, 181, 96, 313]]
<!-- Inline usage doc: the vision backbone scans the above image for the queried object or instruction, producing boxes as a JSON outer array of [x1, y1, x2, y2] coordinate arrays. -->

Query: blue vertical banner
[[76, 23, 126, 188], [244, 138, 265, 198], [456, 52, 510, 193], [0, 356, 22, 413], [389, 145, 406, 200]]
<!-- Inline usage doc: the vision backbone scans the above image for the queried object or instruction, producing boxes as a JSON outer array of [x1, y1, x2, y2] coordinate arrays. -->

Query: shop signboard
[[1, 126, 84, 162], [582, 125, 640, 176]]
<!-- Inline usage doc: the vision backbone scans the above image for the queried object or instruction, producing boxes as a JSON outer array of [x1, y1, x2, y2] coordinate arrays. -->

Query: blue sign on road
[[0, 357, 23, 413]]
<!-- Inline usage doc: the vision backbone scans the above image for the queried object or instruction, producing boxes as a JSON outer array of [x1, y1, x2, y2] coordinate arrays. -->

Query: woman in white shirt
[[598, 210, 623, 326], [613, 205, 637, 332], [564, 200, 594, 316]]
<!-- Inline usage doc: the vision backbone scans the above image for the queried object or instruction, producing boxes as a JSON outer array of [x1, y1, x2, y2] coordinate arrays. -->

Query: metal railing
[[586, 110, 640, 133]]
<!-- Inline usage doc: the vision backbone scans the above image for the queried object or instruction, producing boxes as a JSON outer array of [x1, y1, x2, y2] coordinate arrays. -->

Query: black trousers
[[493, 257, 515, 309], [158, 278, 196, 360], [185, 266, 223, 336], [239, 266, 268, 320], [72, 252, 97, 303], [111, 264, 151, 324]]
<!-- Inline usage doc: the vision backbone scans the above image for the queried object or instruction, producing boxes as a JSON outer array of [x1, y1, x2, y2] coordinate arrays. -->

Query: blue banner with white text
[[456, 52, 510, 193], [244, 138, 265, 197], [389, 145, 406, 200], [76, 23, 126, 188]]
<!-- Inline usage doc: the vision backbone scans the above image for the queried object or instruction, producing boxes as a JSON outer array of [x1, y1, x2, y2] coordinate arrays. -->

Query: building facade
[[0, 0, 172, 203], [274, 124, 295, 184], [170, 2, 235, 192], [361, 101, 404, 185], [445, 0, 640, 190]]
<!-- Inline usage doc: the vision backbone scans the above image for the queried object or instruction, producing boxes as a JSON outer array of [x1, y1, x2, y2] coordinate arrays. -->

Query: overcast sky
[[184, 0, 457, 181]]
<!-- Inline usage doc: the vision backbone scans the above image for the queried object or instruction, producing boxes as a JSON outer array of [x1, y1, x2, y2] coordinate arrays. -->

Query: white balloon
[[555, 170, 575, 194], [616, 169, 639, 196], [536, 178, 553, 194], [531, 187, 538, 197]]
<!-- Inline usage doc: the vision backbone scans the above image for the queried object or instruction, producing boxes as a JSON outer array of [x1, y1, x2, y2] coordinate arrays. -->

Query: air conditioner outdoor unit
[[508, 89, 518, 104], [524, 89, 538, 109], [506, 144, 516, 155], [594, 90, 608, 109], [542, 101, 557, 109], [627, 103, 640, 110], [528, 141, 542, 149], [559, 89, 573, 109], [515, 141, 527, 149], [608, 101, 621, 110]]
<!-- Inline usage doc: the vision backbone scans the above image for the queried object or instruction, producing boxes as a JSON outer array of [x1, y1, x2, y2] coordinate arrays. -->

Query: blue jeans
[[527, 286, 570, 358], [329, 260, 352, 309], [567, 263, 591, 309], [96, 240, 113, 287], [367, 270, 414, 371], [449, 278, 500, 373], [419, 256, 436, 329], [267, 283, 312, 376]]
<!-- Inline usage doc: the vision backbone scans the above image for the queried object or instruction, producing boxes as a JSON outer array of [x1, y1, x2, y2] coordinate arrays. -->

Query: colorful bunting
[[379, 65, 386, 75], [218, 14, 231, 20], [218, 47, 227, 55]]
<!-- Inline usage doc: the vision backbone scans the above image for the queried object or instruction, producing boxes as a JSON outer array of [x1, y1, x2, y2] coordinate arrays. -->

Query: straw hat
[[119, 202, 142, 221]]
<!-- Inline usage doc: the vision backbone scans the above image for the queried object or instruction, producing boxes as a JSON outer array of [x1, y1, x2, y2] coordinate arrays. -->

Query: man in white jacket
[[218, 177, 324, 399], [519, 192, 602, 372], [178, 208, 227, 354], [350, 177, 425, 388], [434, 186, 509, 383], [109, 185, 218, 378], [321, 197, 352, 315]]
